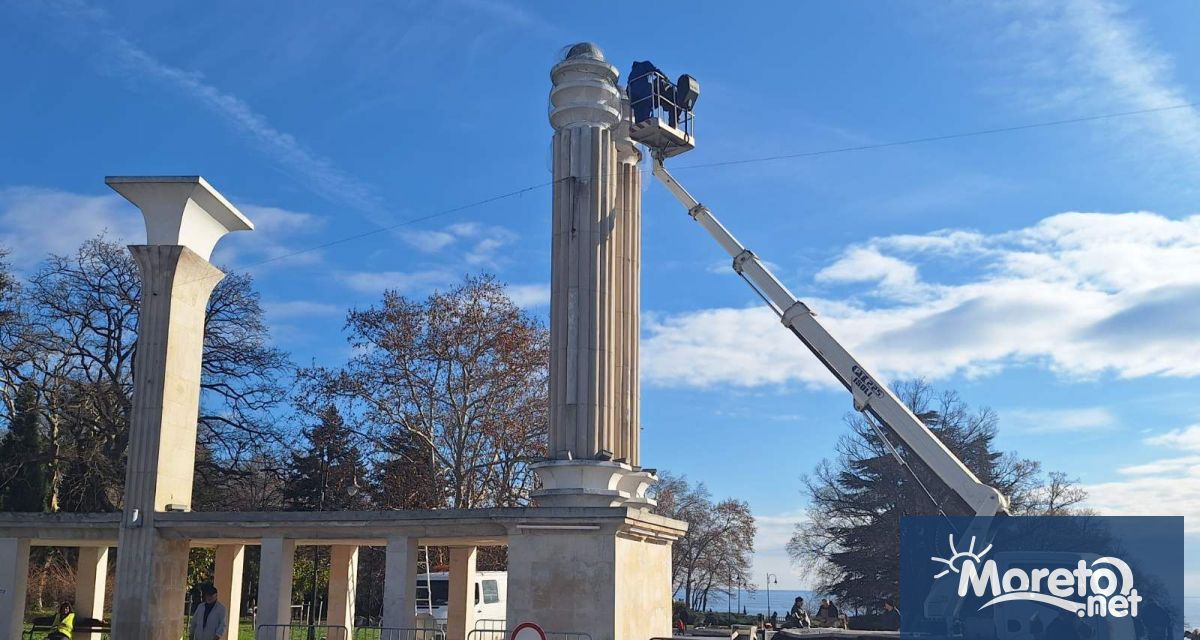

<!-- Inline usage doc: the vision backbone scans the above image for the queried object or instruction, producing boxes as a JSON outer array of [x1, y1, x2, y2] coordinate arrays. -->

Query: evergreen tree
[[787, 380, 1075, 610], [0, 382, 50, 511], [372, 427, 440, 510], [285, 405, 367, 511]]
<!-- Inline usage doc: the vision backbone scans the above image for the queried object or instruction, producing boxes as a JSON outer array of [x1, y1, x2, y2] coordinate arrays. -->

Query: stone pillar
[[257, 538, 297, 631], [506, 522, 679, 640], [0, 538, 30, 640], [215, 544, 245, 637], [382, 537, 418, 630], [327, 545, 359, 634], [76, 546, 109, 638], [108, 176, 253, 640], [447, 547, 477, 640], [535, 42, 656, 507]]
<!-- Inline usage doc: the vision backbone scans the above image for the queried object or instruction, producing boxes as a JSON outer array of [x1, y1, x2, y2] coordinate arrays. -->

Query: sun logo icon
[[931, 534, 993, 580]]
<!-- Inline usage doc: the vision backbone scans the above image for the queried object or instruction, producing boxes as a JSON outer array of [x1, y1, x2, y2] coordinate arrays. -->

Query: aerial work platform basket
[[627, 62, 698, 158]]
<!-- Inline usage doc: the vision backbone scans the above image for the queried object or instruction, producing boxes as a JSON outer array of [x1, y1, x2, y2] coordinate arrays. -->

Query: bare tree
[[298, 275, 548, 509], [0, 236, 290, 511], [653, 473, 756, 611]]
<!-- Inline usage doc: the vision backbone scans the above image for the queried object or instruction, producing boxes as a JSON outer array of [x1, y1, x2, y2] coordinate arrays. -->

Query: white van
[[415, 571, 508, 624]]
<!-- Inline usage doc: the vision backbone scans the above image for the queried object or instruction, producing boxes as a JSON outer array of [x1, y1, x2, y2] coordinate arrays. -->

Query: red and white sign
[[511, 622, 547, 640]]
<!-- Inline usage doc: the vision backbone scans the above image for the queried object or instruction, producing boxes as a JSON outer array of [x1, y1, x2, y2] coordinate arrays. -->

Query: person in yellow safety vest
[[47, 602, 74, 639]]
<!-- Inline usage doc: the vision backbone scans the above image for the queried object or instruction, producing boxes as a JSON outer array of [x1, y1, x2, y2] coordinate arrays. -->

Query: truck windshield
[[416, 580, 449, 606]]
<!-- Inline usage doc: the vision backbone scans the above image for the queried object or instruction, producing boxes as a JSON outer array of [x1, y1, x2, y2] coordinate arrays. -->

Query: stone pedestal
[[505, 510, 681, 640], [532, 460, 656, 507], [105, 177, 253, 640]]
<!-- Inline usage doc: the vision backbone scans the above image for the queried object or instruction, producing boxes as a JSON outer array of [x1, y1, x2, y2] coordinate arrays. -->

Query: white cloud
[[399, 223, 519, 268], [1117, 456, 1200, 477], [506, 283, 550, 308], [1083, 423, 1200, 532], [337, 269, 455, 295], [214, 204, 328, 269], [1003, 407, 1117, 433], [44, 1, 379, 212], [1145, 425, 1200, 451], [642, 211, 1200, 388], [401, 229, 458, 253], [815, 246, 923, 293], [751, 511, 811, 590], [1084, 473, 1200, 534], [0, 187, 142, 268], [997, 0, 1200, 175]]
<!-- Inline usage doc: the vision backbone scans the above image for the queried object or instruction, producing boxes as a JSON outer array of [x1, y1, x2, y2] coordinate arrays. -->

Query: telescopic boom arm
[[650, 156, 1009, 518]]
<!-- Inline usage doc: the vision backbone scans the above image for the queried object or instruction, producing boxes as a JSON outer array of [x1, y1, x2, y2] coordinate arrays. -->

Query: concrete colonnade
[[0, 542, 111, 640]]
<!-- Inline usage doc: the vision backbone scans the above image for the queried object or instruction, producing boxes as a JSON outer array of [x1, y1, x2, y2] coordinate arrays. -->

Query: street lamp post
[[728, 572, 733, 615], [766, 573, 778, 622], [307, 444, 359, 640]]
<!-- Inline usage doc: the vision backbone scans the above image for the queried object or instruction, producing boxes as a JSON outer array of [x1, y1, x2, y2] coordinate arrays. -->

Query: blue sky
[[3, 0, 1200, 598]]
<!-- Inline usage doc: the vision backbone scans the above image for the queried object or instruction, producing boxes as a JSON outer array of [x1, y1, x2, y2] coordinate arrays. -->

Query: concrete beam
[[447, 547, 478, 640], [258, 538, 296, 629], [327, 545, 358, 634], [214, 545, 245, 637], [382, 537, 418, 630], [1, 538, 30, 640], [76, 546, 109, 639]]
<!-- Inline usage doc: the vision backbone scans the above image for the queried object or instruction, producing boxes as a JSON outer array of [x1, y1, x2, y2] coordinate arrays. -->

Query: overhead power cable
[[223, 100, 1200, 274], [672, 101, 1200, 170]]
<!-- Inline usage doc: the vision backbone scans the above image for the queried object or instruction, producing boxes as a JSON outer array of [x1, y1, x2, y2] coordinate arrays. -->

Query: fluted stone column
[[614, 94, 642, 470], [107, 176, 253, 640], [534, 43, 655, 507]]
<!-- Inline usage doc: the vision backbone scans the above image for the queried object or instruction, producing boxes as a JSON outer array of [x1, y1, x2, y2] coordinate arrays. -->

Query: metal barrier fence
[[256, 624, 350, 640], [466, 629, 592, 640], [354, 627, 447, 640], [25, 626, 110, 640], [473, 619, 507, 632]]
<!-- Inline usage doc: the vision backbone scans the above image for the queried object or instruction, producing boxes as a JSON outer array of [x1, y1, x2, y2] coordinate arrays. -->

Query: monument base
[[532, 460, 657, 508], [506, 509, 682, 640], [111, 529, 190, 640]]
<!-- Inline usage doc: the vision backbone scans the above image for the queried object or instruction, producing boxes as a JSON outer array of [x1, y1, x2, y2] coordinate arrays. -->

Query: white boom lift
[[647, 156, 1009, 519], [626, 62, 1008, 519], [628, 64, 1010, 633]]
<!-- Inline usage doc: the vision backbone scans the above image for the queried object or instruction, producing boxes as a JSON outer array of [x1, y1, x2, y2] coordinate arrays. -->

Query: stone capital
[[107, 176, 253, 260]]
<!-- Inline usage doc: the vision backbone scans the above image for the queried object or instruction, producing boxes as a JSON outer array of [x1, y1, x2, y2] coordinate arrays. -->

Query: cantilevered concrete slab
[[106, 176, 253, 260]]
